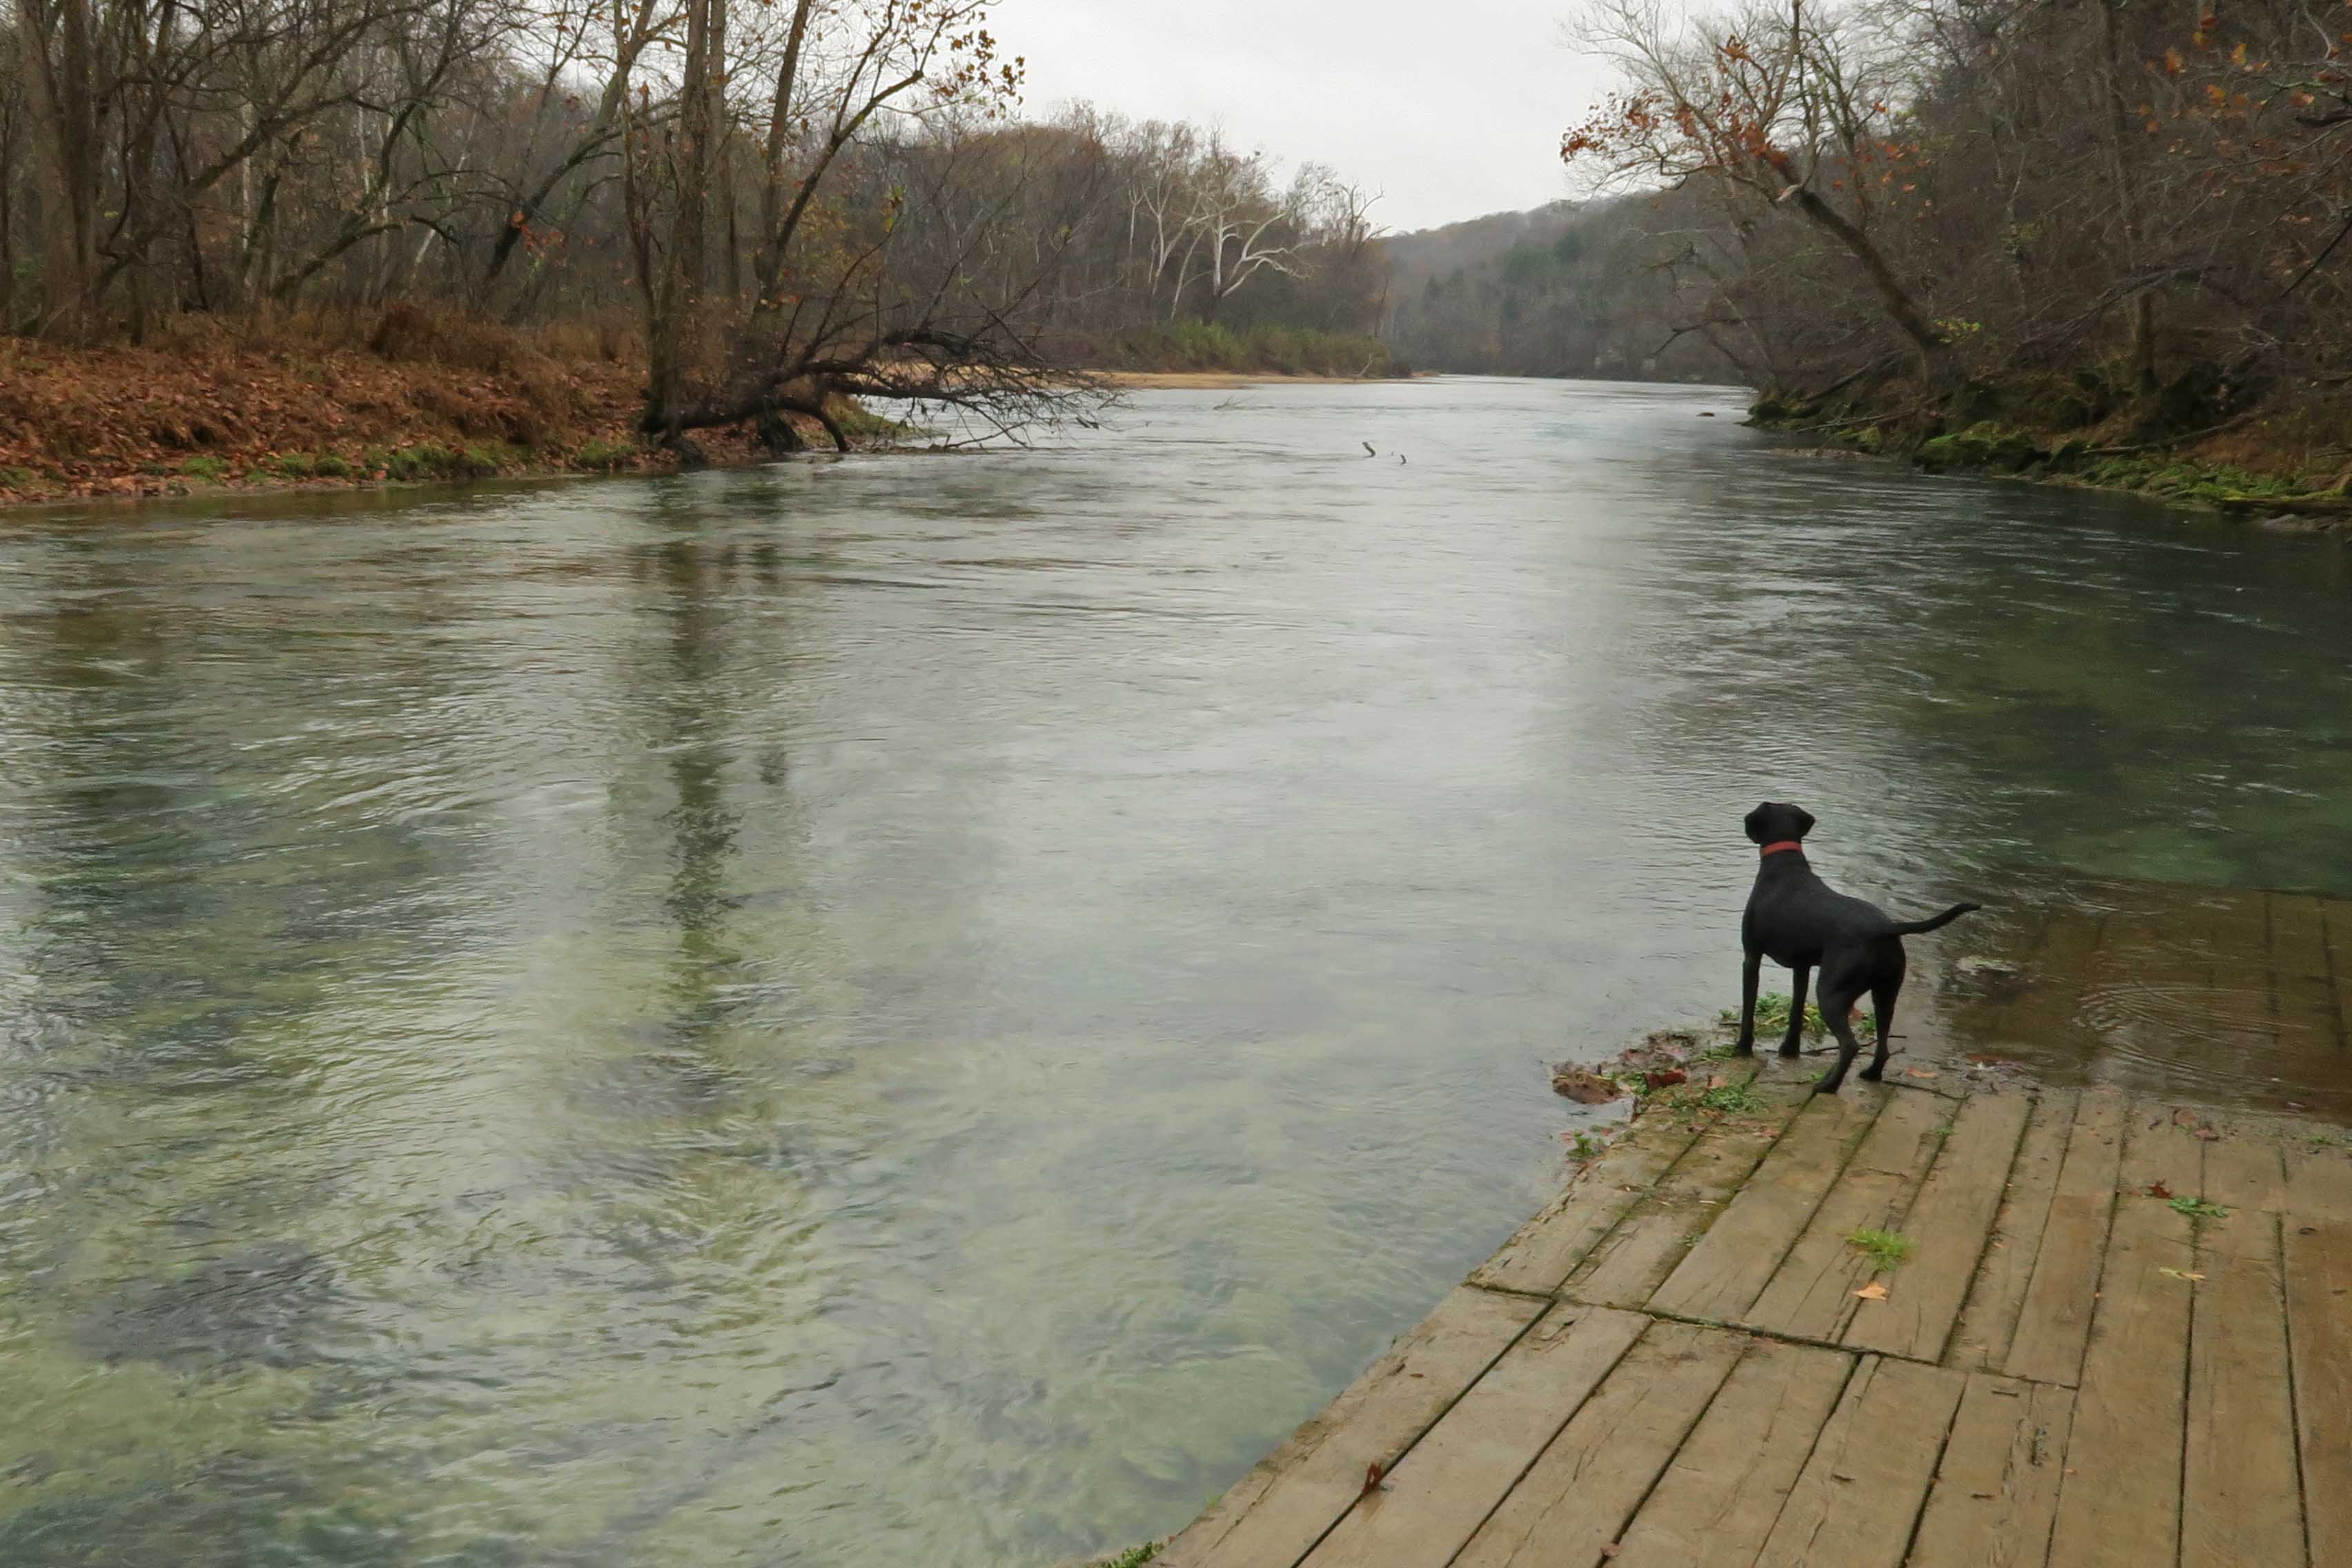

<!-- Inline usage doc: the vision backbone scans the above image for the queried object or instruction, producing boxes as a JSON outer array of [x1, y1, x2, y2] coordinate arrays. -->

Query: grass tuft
[[2168, 1195, 2229, 1222], [1848, 1228, 1917, 1269]]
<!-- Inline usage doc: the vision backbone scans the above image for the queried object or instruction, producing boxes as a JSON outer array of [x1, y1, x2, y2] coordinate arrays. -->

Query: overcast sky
[[998, 1, 1612, 234]]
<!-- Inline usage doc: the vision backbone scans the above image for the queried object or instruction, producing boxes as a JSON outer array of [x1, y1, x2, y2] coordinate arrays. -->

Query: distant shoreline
[[1095, 369, 1427, 390]]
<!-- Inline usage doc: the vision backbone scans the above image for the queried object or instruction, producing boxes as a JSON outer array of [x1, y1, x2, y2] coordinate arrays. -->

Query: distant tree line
[[1381, 198, 1733, 380], [1549, 0, 2352, 436], [0, 0, 1388, 445]]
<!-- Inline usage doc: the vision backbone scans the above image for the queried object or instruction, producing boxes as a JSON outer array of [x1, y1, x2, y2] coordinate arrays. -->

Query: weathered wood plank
[[1746, 1088, 1949, 1340], [2044, 1103, 2200, 1568], [1607, 1338, 1854, 1568], [1300, 1303, 1647, 1568], [1452, 1321, 1745, 1568], [2183, 1134, 2304, 1568], [1471, 1071, 1747, 1297], [1842, 1090, 2032, 1363], [1752, 1355, 1965, 1568], [1981, 910, 2103, 1048], [1159, 1285, 1545, 1568], [2268, 892, 2342, 1052], [2001, 1088, 2128, 1386], [1907, 1373, 2074, 1568], [2284, 1144, 2352, 1568], [1645, 1087, 1886, 1324], [1561, 1078, 1812, 1311], [1950, 1088, 2078, 1372], [2323, 898, 2352, 1052]]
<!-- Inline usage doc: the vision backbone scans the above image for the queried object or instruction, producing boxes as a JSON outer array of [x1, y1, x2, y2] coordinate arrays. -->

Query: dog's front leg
[[1734, 949, 1761, 1053], [1779, 965, 1812, 1057]]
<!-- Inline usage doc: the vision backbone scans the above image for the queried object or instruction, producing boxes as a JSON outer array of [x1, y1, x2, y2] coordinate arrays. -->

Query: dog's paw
[[1776, 1041, 1803, 1057], [1858, 1064, 1885, 1081]]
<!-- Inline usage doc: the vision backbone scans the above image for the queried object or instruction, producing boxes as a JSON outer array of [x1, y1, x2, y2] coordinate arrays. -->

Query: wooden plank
[[1561, 1079, 1811, 1311], [1752, 1355, 1965, 1568], [2001, 1088, 2128, 1386], [1843, 1090, 2032, 1362], [2323, 898, 2352, 1050], [2284, 1145, 2352, 1568], [1301, 1304, 1647, 1568], [2044, 1104, 2201, 1568], [1982, 910, 2103, 1048], [1608, 1339, 1855, 1568], [1451, 1321, 1745, 1568], [2183, 1134, 2304, 1568], [1745, 1088, 1948, 1340], [1472, 1107, 1723, 1297], [2268, 892, 2342, 1051], [1950, 1088, 2079, 1372], [1645, 1088, 1886, 1324], [1906, 1373, 2074, 1568], [1159, 1285, 1546, 1568]]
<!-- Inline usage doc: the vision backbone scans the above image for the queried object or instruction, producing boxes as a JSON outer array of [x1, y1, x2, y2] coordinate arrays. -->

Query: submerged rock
[[78, 1242, 336, 1371]]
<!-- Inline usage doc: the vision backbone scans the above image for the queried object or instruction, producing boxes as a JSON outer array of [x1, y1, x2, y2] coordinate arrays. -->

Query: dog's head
[[1743, 801, 1816, 845]]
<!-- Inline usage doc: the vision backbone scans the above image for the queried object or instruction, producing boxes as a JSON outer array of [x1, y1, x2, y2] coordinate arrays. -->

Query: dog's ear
[[1791, 805, 1816, 839], [1743, 802, 1772, 844]]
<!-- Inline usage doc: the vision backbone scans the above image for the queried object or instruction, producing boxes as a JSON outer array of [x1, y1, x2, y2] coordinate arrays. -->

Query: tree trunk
[[2094, 0, 2158, 394], [1780, 186, 1944, 371], [650, 0, 722, 435], [15, 0, 104, 335]]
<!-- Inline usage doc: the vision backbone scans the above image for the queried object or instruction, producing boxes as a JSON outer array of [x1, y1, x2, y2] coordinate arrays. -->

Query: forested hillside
[[1552, 0, 2352, 487], [1380, 198, 1736, 381], [0, 0, 1391, 498]]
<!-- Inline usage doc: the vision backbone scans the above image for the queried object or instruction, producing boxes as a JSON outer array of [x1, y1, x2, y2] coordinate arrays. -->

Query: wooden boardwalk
[[1159, 1068, 2352, 1568]]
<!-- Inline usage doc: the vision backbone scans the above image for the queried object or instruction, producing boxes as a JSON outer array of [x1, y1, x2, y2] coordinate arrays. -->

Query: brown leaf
[[1551, 1068, 1623, 1106], [1905, 1067, 1939, 1079], [1853, 1281, 1890, 1301], [1643, 1068, 1688, 1092], [1362, 1461, 1385, 1495], [2146, 1182, 2174, 1199]]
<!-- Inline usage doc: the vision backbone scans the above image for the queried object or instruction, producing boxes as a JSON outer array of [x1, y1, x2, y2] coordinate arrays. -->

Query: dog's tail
[[1885, 901, 1982, 937]]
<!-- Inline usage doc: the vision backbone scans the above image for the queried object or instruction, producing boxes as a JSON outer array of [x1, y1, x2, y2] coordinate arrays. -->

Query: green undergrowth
[[1100, 322, 1395, 377], [2168, 1195, 2230, 1222]]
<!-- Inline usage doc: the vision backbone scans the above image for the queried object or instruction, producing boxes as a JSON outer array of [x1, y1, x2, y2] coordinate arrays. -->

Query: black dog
[[1733, 802, 1981, 1093]]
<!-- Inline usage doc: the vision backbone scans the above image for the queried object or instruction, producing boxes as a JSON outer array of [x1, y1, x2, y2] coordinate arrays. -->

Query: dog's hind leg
[[1778, 965, 1812, 1056], [1812, 963, 1868, 1094], [1734, 947, 1761, 1054], [1860, 945, 1906, 1082]]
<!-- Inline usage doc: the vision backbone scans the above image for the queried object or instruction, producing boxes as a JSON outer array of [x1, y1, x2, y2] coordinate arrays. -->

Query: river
[[1, 378, 2349, 1565]]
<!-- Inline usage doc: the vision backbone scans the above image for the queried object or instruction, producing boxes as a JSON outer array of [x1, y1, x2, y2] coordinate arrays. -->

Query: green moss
[[311, 453, 352, 480], [179, 455, 228, 482], [268, 453, 316, 479], [1914, 422, 2044, 474], [576, 438, 636, 471]]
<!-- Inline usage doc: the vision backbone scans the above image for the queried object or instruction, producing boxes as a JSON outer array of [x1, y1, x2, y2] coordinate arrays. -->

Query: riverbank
[[1752, 386, 2352, 533], [0, 313, 776, 511], [0, 313, 1411, 514]]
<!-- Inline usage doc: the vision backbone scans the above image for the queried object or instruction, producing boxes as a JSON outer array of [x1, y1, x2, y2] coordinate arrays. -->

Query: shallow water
[[1, 378, 2349, 1565]]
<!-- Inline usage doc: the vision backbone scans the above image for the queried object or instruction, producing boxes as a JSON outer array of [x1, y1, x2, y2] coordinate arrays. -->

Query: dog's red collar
[[1759, 841, 1805, 856]]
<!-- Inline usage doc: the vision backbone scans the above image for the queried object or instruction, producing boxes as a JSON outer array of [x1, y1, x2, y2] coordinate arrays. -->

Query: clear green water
[[1, 378, 2348, 1565]]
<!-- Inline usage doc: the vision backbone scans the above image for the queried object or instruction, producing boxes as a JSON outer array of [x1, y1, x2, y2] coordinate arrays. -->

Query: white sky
[[998, 1, 1611, 234]]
